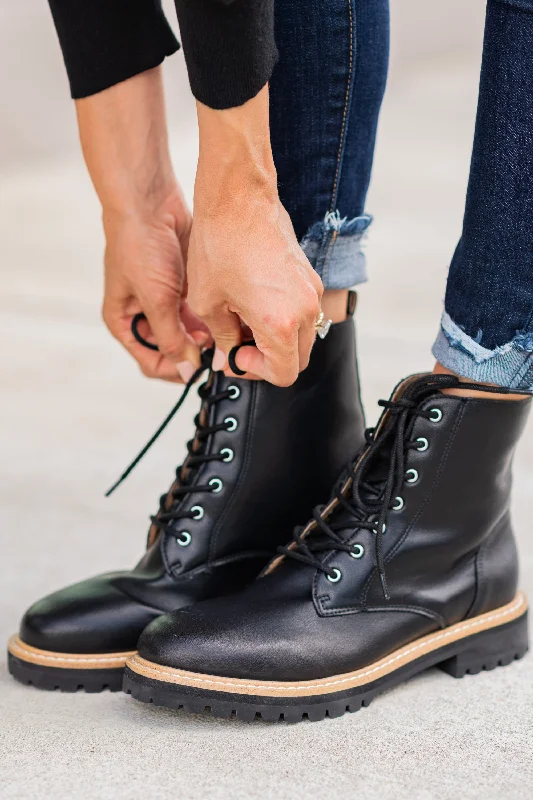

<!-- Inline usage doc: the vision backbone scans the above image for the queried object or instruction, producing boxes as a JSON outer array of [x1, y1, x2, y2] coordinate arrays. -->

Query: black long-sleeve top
[[48, 0, 277, 109]]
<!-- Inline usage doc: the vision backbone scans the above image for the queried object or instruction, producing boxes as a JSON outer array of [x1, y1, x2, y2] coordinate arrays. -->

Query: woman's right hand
[[76, 68, 208, 384], [101, 186, 209, 384]]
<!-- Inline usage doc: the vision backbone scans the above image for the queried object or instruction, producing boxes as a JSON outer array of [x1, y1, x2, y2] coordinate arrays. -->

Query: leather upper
[[137, 377, 531, 680], [20, 318, 365, 653]]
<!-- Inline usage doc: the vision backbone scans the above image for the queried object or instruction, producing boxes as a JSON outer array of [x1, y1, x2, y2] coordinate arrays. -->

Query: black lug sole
[[8, 652, 124, 693], [7, 635, 134, 693], [122, 606, 528, 723]]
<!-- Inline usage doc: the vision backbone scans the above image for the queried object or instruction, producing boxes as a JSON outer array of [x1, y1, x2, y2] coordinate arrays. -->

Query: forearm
[[75, 68, 177, 217]]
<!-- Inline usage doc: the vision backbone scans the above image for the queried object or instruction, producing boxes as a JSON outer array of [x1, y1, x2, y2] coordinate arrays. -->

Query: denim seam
[[329, 0, 355, 212], [323, 0, 356, 287]]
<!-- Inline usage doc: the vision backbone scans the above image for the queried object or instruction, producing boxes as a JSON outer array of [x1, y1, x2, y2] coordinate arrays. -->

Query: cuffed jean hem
[[300, 211, 372, 290], [432, 311, 533, 392]]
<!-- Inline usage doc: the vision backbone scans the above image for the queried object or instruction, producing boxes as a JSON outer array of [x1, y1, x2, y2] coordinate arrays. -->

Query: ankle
[[321, 289, 351, 324], [432, 362, 529, 401]]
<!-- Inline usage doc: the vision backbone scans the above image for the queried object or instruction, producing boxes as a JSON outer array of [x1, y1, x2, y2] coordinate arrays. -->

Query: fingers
[[216, 285, 320, 386], [142, 294, 202, 380], [235, 314, 301, 387], [103, 299, 195, 384], [203, 308, 243, 372]]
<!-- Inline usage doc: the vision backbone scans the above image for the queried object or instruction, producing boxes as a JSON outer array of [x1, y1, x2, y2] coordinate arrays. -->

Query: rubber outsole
[[7, 635, 134, 693], [8, 652, 125, 692], [122, 599, 529, 723]]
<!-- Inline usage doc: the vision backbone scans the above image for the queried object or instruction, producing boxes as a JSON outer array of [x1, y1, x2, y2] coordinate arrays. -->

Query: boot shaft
[[131, 316, 365, 608], [271, 374, 530, 627]]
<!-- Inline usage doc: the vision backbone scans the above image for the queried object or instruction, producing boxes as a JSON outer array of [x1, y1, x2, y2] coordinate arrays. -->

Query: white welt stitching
[[131, 595, 525, 692], [10, 640, 132, 665]]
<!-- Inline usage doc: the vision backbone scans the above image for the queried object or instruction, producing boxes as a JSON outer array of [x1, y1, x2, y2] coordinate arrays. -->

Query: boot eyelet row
[[327, 568, 342, 583], [393, 496, 404, 511], [224, 416, 238, 432], [176, 531, 192, 547], [227, 385, 241, 400], [350, 544, 365, 559], [190, 505, 204, 520], [416, 437, 429, 452], [405, 468, 418, 483], [209, 478, 224, 493], [220, 448, 234, 463], [429, 407, 443, 423]]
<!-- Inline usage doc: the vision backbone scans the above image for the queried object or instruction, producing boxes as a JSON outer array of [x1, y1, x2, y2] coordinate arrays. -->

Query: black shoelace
[[107, 314, 255, 540], [279, 374, 524, 600], [105, 346, 241, 536], [105, 347, 215, 497]]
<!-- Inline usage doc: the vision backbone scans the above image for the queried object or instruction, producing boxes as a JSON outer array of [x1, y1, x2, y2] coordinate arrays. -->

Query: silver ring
[[315, 310, 332, 340]]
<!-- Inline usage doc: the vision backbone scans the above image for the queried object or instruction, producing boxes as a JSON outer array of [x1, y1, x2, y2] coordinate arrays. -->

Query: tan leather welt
[[8, 635, 135, 670], [127, 592, 527, 698]]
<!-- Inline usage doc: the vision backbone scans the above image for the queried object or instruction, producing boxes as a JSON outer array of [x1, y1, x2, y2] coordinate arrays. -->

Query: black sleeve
[[48, 0, 277, 109], [48, 0, 179, 100], [173, 0, 278, 109]]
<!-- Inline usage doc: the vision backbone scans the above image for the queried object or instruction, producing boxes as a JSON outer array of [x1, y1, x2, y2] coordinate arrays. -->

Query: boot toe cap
[[19, 574, 159, 654], [136, 595, 318, 680]]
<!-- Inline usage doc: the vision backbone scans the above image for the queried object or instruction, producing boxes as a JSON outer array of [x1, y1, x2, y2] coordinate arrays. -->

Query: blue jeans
[[270, 0, 533, 391], [270, 0, 389, 290]]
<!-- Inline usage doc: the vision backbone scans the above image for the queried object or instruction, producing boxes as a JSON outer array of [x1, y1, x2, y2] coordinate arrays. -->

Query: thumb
[[144, 296, 201, 370], [208, 309, 243, 373]]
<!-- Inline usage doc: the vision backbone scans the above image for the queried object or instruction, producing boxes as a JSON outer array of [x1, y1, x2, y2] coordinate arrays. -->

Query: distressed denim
[[269, 0, 389, 289], [433, 0, 533, 390]]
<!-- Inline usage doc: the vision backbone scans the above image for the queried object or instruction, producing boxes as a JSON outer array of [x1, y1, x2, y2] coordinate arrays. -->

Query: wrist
[[194, 85, 278, 216], [102, 182, 190, 239], [99, 166, 179, 219]]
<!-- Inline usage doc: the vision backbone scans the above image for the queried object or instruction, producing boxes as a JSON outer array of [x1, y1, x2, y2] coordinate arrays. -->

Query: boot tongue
[[349, 374, 444, 505]]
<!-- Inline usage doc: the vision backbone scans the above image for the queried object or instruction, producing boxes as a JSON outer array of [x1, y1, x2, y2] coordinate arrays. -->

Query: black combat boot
[[8, 312, 364, 692], [124, 373, 530, 721]]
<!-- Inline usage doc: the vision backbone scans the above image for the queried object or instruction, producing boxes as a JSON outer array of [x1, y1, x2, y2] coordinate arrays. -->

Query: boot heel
[[438, 611, 529, 678]]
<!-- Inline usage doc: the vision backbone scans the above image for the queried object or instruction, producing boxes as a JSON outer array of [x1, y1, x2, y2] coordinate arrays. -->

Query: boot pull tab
[[347, 290, 357, 317]]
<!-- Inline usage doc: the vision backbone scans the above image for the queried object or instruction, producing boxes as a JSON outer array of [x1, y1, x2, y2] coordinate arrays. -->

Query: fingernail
[[177, 361, 195, 382], [212, 348, 227, 372]]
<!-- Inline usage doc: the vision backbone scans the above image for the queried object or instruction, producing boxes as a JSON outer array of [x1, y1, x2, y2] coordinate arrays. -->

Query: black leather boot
[[8, 314, 364, 692], [124, 373, 530, 721]]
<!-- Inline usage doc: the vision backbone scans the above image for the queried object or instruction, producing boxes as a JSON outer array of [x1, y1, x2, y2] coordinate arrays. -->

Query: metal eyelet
[[429, 408, 443, 423], [190, 506, 204, 521], [393, 496, 404, 511], [405, 468, 419, 484], [350, 544, 365, 559], [327, 568, 342, 583], [176, 531, 191, 546], [220, 447, 234, 463], [228, 385, 240, 400], [374, 523, 387, 534], [416, 437, 429, 452], [224, 417, 238, 432], [209, 477, 224, 493]]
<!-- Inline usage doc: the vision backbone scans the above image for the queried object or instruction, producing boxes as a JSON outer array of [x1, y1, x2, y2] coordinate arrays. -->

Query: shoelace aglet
[[379, 571, 390, 601]]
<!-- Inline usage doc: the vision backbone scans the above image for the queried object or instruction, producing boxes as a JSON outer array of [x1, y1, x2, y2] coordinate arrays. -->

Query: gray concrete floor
[[2, 40, 533, 800]]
